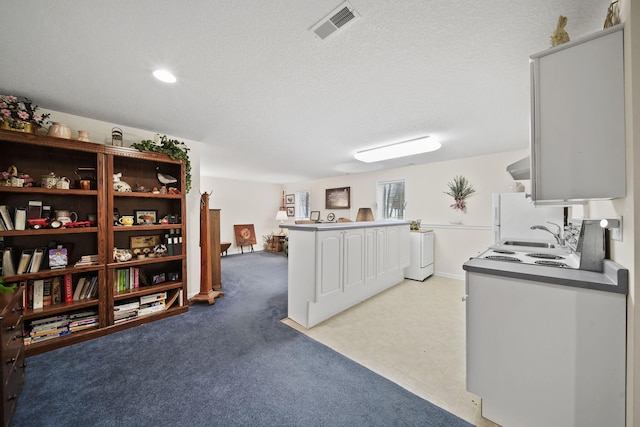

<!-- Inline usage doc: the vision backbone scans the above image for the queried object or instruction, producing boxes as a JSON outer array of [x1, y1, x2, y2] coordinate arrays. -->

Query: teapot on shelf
[[55, 176, 71, 190], [55, 210, 78, 225], [41, 172, 59, 189]]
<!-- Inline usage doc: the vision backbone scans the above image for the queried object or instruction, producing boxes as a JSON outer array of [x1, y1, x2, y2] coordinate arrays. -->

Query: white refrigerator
[[492, 193, 564, 243]]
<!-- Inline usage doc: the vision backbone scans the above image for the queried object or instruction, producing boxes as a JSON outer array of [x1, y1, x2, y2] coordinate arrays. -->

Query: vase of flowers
[[444, 175, 476, 212], [0, 95, 50, 133]]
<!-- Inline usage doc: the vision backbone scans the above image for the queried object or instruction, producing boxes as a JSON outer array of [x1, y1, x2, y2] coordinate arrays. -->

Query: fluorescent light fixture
[[153, 69, 177, 83], [354, 136, 441, 163]]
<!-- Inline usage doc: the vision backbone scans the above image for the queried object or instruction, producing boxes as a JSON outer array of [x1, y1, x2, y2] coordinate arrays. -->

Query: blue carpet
[[12, 252, 472, 426]]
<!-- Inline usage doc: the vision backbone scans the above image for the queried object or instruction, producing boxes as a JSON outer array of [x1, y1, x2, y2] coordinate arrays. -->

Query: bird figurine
[[156, 166, 178, 186], [550, 15, 570, 47]]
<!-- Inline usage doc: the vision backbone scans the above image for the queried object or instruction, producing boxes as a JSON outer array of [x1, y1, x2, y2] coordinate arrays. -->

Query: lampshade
[[356, 207, 374, 222], [354, 136, 441, 163], [275, 210, 288, 221]]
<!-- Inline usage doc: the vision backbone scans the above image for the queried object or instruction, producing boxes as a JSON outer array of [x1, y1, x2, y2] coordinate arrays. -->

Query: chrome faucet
[[530, 222, 564, 245]]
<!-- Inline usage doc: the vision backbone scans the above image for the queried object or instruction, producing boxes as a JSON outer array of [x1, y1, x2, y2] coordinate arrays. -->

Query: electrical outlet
[[612, 216, 623, 241]]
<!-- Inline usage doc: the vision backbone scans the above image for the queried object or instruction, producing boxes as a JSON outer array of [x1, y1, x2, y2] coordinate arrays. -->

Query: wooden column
[[209, 209, 222, 291], [190, 193, 224, 305]]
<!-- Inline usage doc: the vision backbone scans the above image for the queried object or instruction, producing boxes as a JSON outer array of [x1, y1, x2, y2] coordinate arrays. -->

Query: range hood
[[506, 156, 530, 180]]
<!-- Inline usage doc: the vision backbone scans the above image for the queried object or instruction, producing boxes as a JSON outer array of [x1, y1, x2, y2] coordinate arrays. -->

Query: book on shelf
[[140, 291, 167, 305], [14, 206, 26, 231], [64, 274, 73, 303], [114, 301, 140, 312], [26, 280, 33, 309], [72, 277, 87, 301], [16, 249, 33, 275], [82, 276, 98, 299], [33, 279, 44, 309], [28, 247, 46, 273], [49, 247, 68, 270], [138, 302, 166, 316], [42, 278, 52, 306], [0, 205, 13, 230], [2, 247, 16, 276], [175, 230, 183, 255], [51, 276, 62, 305], [29, 314, 70, 328]]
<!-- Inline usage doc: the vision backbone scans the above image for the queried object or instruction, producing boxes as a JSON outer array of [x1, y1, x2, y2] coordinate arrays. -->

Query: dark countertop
[[281, 220, 409, 232], [463, 258, 628, 295]]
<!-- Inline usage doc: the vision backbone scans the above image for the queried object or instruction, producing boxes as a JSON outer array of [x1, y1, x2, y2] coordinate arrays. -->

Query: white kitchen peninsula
[[284, 221, 410, 328]]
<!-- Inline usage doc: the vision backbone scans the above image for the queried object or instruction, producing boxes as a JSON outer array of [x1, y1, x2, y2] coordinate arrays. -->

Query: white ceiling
[[0, 1, 612, 183]]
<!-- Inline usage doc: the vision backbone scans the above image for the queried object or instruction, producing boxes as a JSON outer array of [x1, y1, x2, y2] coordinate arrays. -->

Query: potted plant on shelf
[[131, 134, 191, 193], [0, 95, 50, 134], [444, 175, 476, 212]]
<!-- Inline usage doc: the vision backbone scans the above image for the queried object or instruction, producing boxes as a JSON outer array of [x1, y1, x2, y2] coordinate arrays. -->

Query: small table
[[220, 242, 231, 256], [269, 235, 286, 253]]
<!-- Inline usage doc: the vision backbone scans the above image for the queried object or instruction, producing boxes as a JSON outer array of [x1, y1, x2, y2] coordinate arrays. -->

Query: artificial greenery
[[444, 175, 476, 211], [131, 135, 192, 193], [0, 277, 15, 294]]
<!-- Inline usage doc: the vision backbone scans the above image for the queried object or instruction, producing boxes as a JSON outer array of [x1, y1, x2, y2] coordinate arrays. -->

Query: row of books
[[23, 310, 98, 346], [1, 244, 70, 277], [113, 290, 182, 324], [24, 274, 98, 310], [0, 201, 51, 231], [164, 229, 183, 256]]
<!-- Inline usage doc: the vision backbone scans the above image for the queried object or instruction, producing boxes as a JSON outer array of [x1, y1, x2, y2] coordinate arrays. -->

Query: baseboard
[[434, 271, 464, 281]]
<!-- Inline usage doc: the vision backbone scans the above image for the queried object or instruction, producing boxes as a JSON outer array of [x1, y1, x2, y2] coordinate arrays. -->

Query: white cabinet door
[[386, 225, 409, 272], [343, 229, 364, 290], [316, 231, 342, 299], [530, 25, 625, 203], [364, 228, 377, 282], [376, 228, 387, 278]]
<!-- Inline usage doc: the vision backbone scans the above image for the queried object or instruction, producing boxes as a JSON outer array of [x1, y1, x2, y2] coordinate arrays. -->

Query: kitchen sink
[[502, 240, 556, 248]]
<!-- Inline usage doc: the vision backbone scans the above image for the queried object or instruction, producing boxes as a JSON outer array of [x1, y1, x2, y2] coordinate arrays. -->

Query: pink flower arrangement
[[0, 95, 50, 127]]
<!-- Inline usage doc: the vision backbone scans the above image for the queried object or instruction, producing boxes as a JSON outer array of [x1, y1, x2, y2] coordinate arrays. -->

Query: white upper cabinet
[[530, 25, 625, 204]]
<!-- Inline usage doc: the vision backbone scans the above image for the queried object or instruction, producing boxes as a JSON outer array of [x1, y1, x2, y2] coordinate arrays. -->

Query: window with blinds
[[377, 180, 405, 220], [296, 191, 310, 219]]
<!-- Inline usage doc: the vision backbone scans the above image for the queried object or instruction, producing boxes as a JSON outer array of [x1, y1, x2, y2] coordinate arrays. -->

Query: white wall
[[285, 149, 530, 279], [199, 176, 284, 253]]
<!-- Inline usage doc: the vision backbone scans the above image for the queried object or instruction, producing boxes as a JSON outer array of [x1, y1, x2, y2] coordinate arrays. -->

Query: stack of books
[[114, 301, 139, 324], [138, 292, 167, 317], [68, 310, 98, 333], [74, 254, 99, 267], [24, 314, 70, 346]]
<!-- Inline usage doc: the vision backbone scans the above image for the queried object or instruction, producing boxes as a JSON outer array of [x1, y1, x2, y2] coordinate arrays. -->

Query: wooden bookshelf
[[0, 129, 189, 358]]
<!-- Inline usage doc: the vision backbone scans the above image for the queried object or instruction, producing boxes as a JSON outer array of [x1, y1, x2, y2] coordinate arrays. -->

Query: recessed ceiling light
[[153, 69, 176, 83], [354, 136, 441, 163]]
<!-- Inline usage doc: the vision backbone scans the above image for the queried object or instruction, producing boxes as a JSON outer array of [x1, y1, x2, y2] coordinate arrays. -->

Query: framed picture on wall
[[287, 207, 295, 217], [286, 194, 295, 204], [325, 187, 350, 209]]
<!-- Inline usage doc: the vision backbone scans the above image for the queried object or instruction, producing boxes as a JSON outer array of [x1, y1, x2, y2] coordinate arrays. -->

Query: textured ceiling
[[0, 1, 613, 183]]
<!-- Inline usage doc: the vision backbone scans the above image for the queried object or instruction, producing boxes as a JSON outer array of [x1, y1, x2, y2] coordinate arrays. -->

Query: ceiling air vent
[[310, 2, 360, 40]]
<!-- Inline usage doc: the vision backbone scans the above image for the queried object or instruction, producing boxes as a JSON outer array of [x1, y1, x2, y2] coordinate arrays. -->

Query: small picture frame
[[130, 235, 162, 256], [287, 207, 295, 217], [310, 211, 320, 221], [285, 194, 295, 204], [133, 209, 158, 225], [325, 187, 351, 209]]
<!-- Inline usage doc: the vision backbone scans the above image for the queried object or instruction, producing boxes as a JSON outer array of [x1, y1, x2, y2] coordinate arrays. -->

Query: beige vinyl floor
[[282, 275, 500, 427]]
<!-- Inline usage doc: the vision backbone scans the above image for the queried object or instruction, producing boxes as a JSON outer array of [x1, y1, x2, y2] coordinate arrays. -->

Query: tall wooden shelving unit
[[0, 129, 189, 357], [105, 145, 188, 331]]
